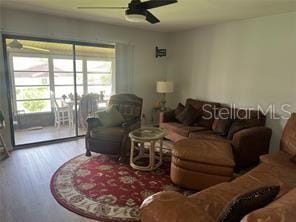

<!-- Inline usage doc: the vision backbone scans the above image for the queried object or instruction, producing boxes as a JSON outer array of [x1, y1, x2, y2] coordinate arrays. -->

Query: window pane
[[87, 74, 111, 85], [54, 73, 83, 85], [54, 86, 84, 99], [88, 86, 111, 96], [77, 86, 84, 98], [13, 57, 49, 71], [54, 86, 74, 98], [53, 59, 82, 72], [75, 59, 83, 72], [14, 72, 49, 86], [17, 100, 51, 113], [16, 86, 50, 100], [87, 60, 112, 73]]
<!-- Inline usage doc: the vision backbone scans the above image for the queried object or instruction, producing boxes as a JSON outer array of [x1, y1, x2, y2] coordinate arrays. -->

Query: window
[[87, 60, 113, 100], [10, 56, 114, 113], [5, 37, 115, 145], [53, 58, 83, 99], [12, 56, 51, 113]]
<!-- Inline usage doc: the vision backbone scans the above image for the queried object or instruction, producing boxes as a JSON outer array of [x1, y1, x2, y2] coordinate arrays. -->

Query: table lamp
[[156, 81, 174, 111]]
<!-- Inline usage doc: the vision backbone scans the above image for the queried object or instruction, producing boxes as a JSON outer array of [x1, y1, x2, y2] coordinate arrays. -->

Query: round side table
[[129, 127, 165, 171]]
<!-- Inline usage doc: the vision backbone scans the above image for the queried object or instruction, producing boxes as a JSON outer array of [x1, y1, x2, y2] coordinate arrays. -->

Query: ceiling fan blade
[[146, 11, 160, 24], [139, 0, 177, 10], [77, 6, 128, 9], [23, 46, 50, 52], [8, 39, 23, 49]]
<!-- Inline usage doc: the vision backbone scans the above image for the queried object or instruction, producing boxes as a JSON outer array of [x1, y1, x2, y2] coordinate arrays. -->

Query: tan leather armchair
[[85, 94, 143, 161]]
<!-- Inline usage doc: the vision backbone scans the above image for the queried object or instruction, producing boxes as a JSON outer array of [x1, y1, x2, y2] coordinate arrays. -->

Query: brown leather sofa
[[141, 113, 296, 222], [160, 98, 272, 169]]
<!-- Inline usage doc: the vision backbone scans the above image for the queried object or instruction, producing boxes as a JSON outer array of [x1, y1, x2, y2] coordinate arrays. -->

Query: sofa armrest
[[159, 110, 176, 123], [232, 126, 272, 169], [140, 191, 213, 222]]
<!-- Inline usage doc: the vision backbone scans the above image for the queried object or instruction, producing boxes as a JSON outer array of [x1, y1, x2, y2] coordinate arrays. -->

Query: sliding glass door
[[75, 45, 115, 136], [3, 35, 115, 146]]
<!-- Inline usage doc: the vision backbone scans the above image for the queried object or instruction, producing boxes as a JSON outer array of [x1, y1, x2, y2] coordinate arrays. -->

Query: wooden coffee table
[[129, 127, 166, 171]]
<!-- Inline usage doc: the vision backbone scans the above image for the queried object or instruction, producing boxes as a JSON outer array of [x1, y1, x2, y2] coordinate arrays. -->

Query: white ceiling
[[1, 0, 296, 32]]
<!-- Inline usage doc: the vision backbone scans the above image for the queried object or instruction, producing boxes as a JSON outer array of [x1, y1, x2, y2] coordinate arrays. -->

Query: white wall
[[0, 8, 169, 148], [167, 12, 296, 152]]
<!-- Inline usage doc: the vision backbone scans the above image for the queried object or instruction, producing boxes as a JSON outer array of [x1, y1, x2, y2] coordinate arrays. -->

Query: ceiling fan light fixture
[[125, 9, 146, 22]]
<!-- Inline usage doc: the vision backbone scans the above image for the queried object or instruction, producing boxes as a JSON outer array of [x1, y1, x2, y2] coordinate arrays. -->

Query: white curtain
[[115, 43, 134, 94]]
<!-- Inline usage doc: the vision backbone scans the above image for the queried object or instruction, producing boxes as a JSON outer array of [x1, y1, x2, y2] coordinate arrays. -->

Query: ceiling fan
[[8, 39, 50, 52], [78, 0, 178, 24]]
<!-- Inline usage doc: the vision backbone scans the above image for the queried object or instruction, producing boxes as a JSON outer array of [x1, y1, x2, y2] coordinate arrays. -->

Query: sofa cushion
[[164, 130, 187, 143], [140, 191, 216, 222], [231, 164, 295, 198], [260, 151, 296, 169], [176, 104, 202, 126], [185, 98, 220, 128], [174, 103, 185, 117], [218, 186, 280, 222], [280, 113, 296, 155], [160, 122, 207, 137], [173, 139, 235, 167], [90, 127, 124, 142], [242, 187, 296, 222], [190, 131, 231, 144]]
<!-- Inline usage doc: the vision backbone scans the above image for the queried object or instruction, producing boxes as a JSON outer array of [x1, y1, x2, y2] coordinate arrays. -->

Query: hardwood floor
[[15, 126, 86, 145], [0, 138, 98, 222]]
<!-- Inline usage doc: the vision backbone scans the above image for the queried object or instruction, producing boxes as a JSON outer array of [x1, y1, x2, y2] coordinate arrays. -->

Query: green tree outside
[[17, 87, 47, 112]]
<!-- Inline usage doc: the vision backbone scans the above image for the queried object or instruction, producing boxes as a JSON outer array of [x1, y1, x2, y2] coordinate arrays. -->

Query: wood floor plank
[[0, 138, 99, 222]]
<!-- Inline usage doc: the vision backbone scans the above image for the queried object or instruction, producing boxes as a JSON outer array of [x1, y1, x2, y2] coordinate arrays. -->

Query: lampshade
[[156, 81, 174, 93]]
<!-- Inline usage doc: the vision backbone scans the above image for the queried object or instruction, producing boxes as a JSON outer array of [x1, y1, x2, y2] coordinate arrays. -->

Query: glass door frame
[[2, 34, 115, 148]]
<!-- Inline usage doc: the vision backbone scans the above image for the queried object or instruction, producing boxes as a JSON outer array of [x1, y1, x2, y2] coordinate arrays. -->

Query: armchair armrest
[[232, 126, 272, 169], [159, 110, 176, 123], [140, 191, 212, 222], [122, 118, 141, 131], [86, 117, 102, 132]]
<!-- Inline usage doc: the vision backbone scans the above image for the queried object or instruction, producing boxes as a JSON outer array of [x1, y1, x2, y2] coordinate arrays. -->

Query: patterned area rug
[[50, 154, 194, 222]]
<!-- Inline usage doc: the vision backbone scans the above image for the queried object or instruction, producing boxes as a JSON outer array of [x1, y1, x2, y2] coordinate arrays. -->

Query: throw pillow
[[241, 187, 296, 222], [195, 103, 220, 129], [212, 107, 233, 136], [176, 104, 202, 126], [174, 103, 185, 116], [212, 119, 233, 136], [227, 120, 247, 140], [95, 105, 125, 127], [290, 154, 296, 164], [218, 186, 280, 222]]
